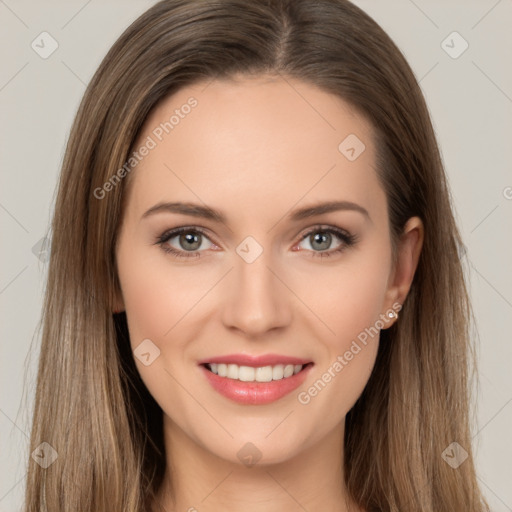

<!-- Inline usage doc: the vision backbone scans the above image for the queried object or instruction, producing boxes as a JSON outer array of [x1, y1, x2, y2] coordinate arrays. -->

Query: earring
[[387, 310, 399, 320]]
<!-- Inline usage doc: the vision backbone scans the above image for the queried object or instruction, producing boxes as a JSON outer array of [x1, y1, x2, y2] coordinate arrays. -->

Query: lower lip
[[199, 363, 314, 405]]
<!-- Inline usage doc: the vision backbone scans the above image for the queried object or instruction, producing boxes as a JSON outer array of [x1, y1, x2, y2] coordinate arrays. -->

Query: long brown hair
[[22, 1, 489, 510]]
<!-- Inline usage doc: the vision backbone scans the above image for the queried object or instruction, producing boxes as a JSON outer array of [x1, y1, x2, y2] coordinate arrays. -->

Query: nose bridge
[[220, 236, 291, 335]]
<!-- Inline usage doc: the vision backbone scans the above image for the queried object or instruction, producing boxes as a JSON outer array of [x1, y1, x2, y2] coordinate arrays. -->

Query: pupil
[[181, 232, 200, 251], [312, 232, 330, 250]]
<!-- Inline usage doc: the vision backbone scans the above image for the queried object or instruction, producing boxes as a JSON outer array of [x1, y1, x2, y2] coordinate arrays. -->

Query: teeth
[[207, 363, 304, 382]]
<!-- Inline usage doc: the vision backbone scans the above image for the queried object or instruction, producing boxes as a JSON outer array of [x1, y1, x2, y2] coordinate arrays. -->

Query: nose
[[220, 248, 292, 338]]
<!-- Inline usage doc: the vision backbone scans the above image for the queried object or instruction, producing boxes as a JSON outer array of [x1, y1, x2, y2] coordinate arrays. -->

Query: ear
[[381, 216, 424, 326]]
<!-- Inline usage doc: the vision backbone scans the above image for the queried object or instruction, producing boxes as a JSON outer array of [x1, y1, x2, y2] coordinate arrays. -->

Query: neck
[[152, 415, 363, 512]]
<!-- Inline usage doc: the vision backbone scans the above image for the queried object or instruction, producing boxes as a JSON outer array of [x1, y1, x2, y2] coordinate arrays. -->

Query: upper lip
[[198, 353, 313, 367]]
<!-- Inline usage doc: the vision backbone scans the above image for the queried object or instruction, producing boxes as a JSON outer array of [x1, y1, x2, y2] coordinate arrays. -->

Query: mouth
[[199, 361, 314, 405], [201, 362, 314, 382]]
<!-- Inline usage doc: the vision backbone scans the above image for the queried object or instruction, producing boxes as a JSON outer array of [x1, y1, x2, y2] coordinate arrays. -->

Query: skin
[[114, 74, 424, 512]]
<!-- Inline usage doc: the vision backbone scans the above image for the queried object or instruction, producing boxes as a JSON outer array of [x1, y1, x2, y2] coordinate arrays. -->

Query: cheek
[[305, 246, 391, 344], [117, 242, 207, 346], [301, 247, 390, 402], [116, 246, 205, 410]]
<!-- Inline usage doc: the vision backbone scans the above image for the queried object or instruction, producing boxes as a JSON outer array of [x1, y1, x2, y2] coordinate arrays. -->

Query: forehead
[[124, 75, 385, 227]]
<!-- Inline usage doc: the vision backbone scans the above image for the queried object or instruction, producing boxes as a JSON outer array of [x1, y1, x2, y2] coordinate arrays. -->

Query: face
[[115, 74, 412, 465]]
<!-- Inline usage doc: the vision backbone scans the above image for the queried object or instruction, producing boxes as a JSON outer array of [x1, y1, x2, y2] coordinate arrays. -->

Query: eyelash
[[155, 225, 358, 260]]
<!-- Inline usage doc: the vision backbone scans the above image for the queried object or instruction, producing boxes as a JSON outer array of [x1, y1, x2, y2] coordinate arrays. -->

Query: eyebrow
[[141, 200, 371, 224]]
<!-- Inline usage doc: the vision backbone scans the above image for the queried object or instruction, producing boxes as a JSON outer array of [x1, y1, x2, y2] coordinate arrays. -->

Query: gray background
[[1, 0, 511, 510]]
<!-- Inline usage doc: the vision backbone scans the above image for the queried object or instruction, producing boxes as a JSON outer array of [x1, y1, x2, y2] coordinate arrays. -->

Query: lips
[[199, 362, 314, 405], [197, 353, 313, 367]]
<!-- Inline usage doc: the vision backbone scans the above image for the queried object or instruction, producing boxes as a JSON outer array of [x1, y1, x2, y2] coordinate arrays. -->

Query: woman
[[23, 0, 489, 510]]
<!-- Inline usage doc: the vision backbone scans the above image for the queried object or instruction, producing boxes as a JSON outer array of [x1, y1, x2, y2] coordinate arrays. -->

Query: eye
[[156, 227, 215, 259], [155, 225, 358, 260], [295, 226, 358, 259]]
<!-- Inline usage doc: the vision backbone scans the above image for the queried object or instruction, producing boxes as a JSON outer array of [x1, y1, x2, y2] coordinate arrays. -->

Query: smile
[[199, 362, 314, 405], [205, 362, 305, 382]]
